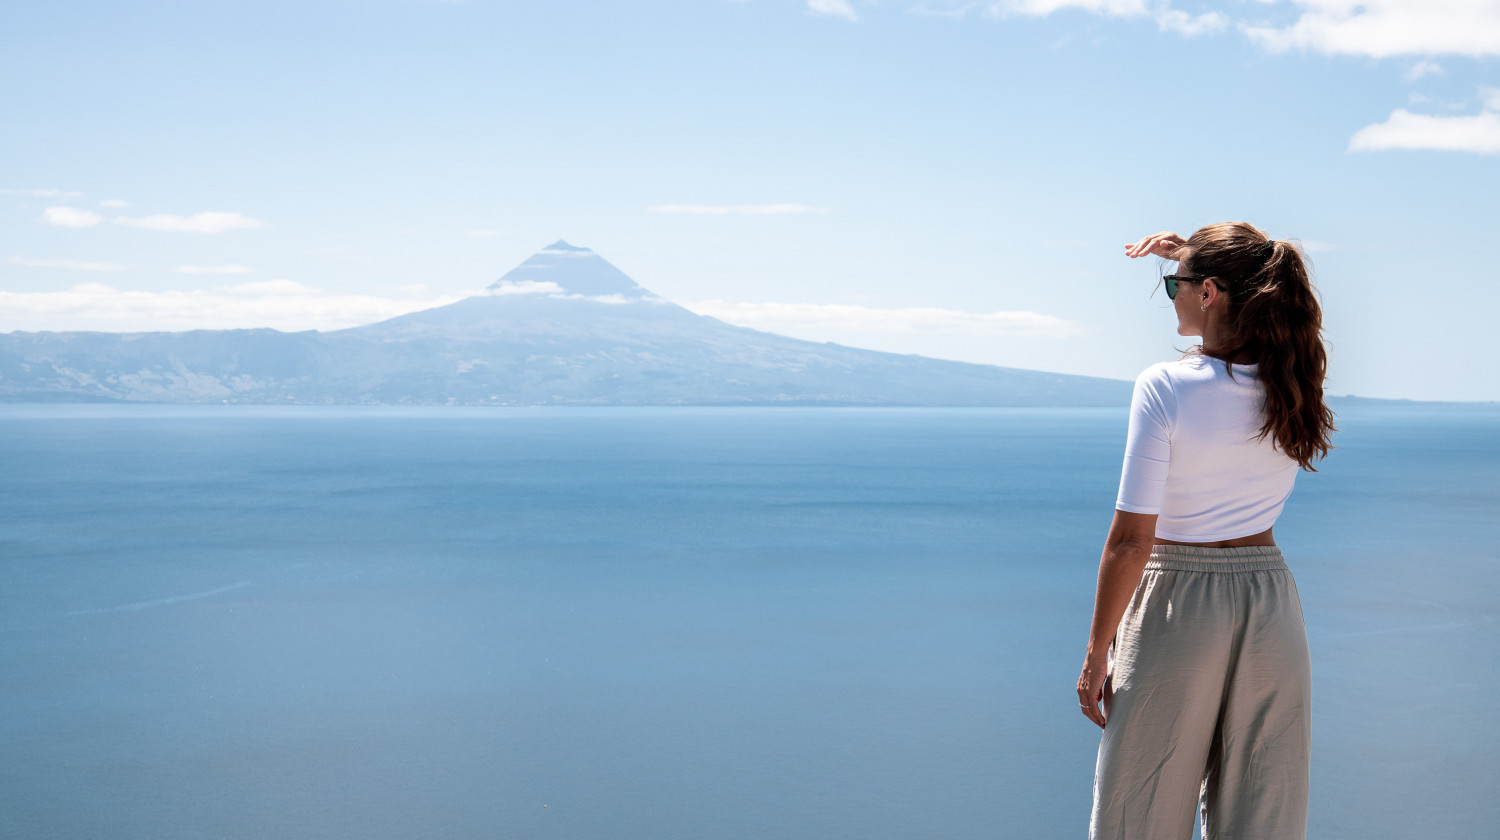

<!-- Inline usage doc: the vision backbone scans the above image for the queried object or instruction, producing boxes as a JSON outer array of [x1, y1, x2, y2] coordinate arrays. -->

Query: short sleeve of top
[[1115, 363, 1176, 516]]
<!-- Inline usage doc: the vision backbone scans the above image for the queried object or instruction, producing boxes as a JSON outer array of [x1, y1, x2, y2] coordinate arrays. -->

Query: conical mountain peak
[[488, 240, 648, 298]]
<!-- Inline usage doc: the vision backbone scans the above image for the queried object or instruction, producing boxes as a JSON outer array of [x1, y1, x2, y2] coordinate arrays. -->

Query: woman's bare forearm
[[1077, 510, 1158, 727], [1084, 538, 1154, 660]]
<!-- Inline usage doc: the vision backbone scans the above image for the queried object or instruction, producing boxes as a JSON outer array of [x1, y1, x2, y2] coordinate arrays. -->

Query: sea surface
[[1, 404, 1495, 840]]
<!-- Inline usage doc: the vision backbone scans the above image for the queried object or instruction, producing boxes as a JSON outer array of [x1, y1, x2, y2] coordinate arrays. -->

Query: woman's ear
[[1202, 279, 1220, 307]]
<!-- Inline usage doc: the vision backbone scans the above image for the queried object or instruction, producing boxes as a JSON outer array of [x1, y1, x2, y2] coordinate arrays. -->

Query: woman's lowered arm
[[1076, 509, 1158, 729]]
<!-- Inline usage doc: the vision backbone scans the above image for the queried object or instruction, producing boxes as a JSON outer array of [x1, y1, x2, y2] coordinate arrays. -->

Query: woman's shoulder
[[1135, 356, 1205, 385]]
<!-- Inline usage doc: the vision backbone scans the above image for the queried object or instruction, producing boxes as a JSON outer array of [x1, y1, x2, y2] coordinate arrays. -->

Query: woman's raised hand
[[1125, 231, 1186, 260]]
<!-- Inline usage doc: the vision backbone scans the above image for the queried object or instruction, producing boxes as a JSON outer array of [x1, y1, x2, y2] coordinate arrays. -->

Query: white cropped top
[[1115, 355, 1299, 542]]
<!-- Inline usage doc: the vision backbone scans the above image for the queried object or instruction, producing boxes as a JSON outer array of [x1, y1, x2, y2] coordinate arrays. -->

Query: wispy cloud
[[0, 283, 470, 333], [7, 256, 126, 271], [1405, 60, 1445, 81], [98, 198, 130, 208], [176, 264, 254, 275], [1156, 8, 1227, 37], [909, 1, 979, 18], [1243, 1, 1500, 58], [115, 211, 265, 233], [648, 203, 831, 215], [3, 187, 83, 198], [42, 206, 104, 228], [465, 229, 507, 237], [809, 0, 859, 22], [683, 299, 1083, 338]]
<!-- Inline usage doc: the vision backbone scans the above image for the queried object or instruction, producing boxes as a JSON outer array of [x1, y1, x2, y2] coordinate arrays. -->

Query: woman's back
[[1117, 355, 1299, 542]]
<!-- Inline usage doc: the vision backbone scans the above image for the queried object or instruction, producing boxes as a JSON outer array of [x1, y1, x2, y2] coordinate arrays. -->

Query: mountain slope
[[0, 241, 1130, 406]]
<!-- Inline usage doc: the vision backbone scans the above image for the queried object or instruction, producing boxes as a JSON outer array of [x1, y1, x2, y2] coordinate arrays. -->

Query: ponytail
[[1180, 223, 1336, 470]]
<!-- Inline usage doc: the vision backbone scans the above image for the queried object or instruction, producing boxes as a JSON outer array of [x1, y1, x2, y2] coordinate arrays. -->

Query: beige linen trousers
[[1090, 545, 1312, 840]]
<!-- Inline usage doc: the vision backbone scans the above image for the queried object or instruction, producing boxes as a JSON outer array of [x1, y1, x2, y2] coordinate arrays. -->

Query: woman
[[1077, 222, 1335, 840]]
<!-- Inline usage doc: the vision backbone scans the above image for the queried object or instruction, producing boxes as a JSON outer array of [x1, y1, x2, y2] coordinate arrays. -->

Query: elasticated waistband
[[1146, 544, 1288, 573]]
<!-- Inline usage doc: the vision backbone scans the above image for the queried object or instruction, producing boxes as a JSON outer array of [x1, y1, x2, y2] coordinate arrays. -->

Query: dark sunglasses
[[1163, 274, 1208, 300]]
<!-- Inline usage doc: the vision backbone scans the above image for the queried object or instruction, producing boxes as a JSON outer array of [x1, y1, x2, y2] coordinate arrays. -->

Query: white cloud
[[809, 0, 859, 21], [0, 284, 472, 333], [3, 187, 83, 198], [98, 199, 130, 208], [1484, 85, 1500, 110], [1244, 1, 1500, 58], [648, 203, 831, 215], [1349, 107, 1500, 153], [7, 256, 126, 271], [114, 211, 265, 233], [176, 264, 254, 275], [682, 299, 1083, 338], [42, 206, 104, 228]]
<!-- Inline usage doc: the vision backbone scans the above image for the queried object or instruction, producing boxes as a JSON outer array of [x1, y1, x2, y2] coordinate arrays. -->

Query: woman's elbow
[[1104, 509, 1158, 555]]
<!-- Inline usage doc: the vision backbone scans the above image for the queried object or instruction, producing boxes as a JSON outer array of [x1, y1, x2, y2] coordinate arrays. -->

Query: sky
[[2, 0, 1497, 402]]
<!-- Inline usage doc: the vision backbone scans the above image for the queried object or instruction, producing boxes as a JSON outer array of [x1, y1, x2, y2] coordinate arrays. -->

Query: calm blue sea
[[1, 404, 1496, 840]]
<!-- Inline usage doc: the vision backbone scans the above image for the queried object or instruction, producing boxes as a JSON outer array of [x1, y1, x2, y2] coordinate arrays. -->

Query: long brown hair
[[1178, 222, 1335, 470]]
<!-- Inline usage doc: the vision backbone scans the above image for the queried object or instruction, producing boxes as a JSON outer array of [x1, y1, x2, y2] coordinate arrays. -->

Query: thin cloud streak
[[176, 264, 254, 275], [0, 282, 643, 334], [8, 256, 126, 271], [0, 284, 469, 333], [3, 187, 83, 198], [648, 204, 831, 215], [115, 211, 265, 233], [683, 299, 1083, 338]]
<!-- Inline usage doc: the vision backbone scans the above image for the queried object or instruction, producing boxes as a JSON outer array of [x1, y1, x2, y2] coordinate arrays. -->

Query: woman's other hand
[[1125, 231, 1186, 260], [1077, 654, 1109, 729]]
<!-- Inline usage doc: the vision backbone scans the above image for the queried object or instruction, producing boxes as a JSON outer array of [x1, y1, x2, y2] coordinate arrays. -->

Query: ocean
[[1, 404, 1495, 839]]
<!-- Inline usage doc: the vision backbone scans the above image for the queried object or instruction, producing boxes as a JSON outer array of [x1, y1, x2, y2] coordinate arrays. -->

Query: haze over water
[[1, 404, 1495, 839]]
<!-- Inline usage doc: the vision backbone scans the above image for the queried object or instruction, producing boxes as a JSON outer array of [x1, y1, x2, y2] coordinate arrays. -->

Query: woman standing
[[1078, 222, 1335, 840]]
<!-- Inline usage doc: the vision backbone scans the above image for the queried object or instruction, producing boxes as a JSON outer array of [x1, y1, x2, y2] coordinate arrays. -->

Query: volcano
[[0, 241, 1129, 406]]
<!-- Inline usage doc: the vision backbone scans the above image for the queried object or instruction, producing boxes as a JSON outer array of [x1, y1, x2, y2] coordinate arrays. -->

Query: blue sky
[[3, 0, 1497, 401]]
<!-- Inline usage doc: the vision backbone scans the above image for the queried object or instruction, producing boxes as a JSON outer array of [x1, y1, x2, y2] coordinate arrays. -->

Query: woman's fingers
[[1077, 665, 1108, 729], [1124, 231, 1184, 260]]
